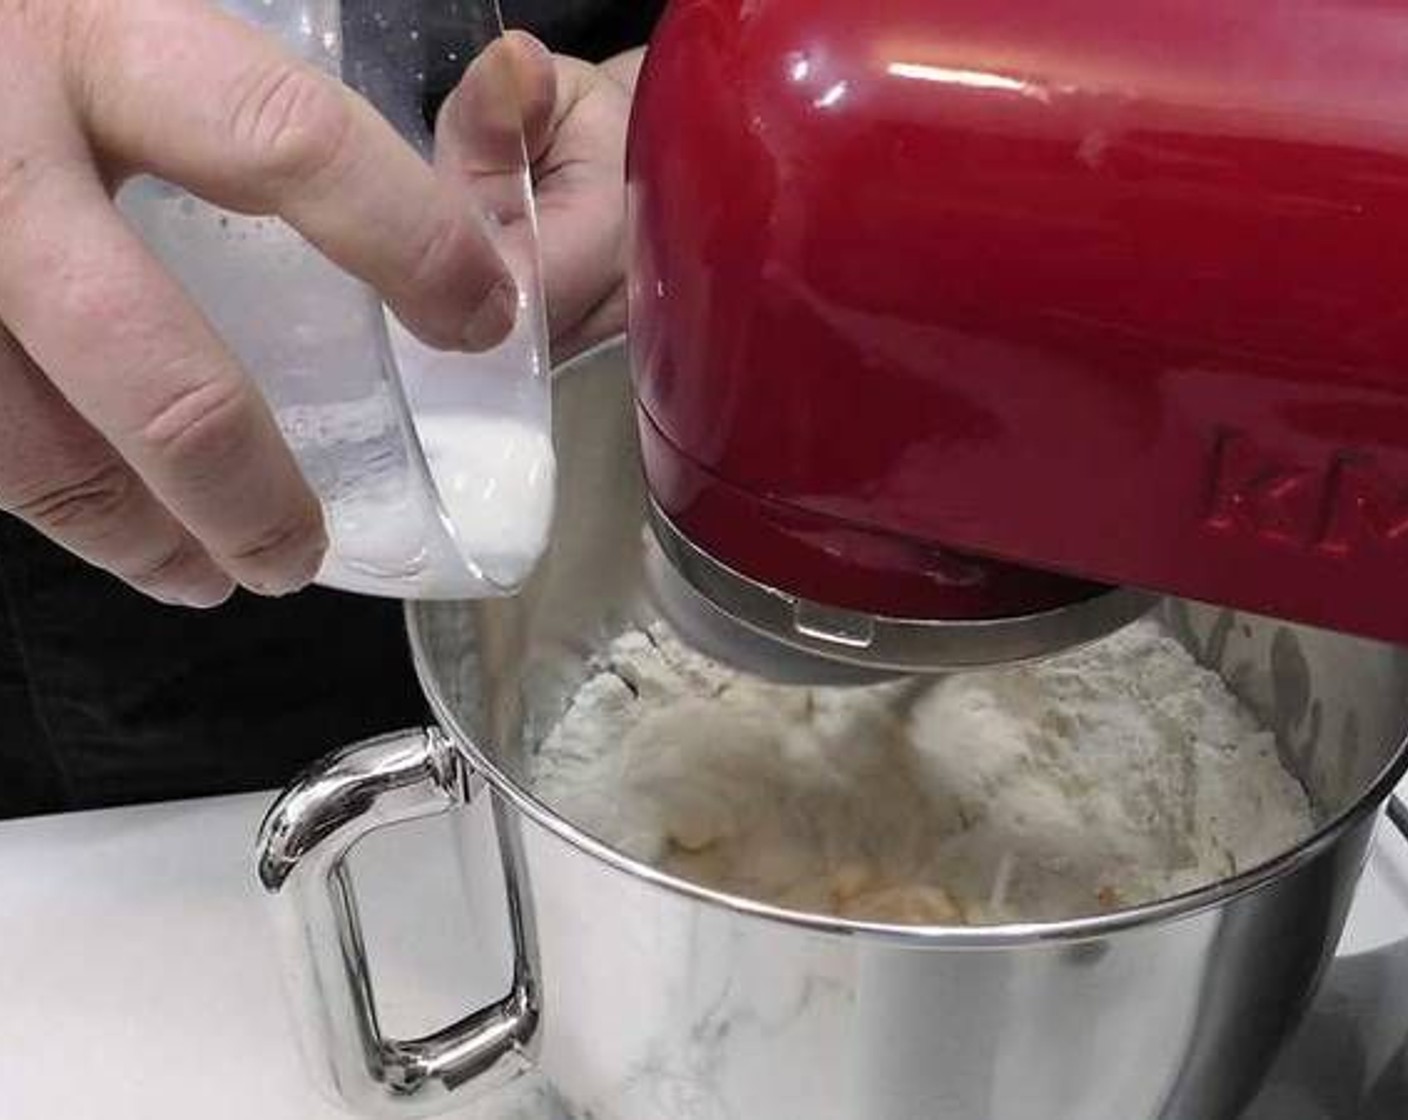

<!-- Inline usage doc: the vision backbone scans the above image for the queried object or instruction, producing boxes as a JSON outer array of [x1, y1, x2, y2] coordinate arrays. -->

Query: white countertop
[[0, 791, 546, 1120], [1, 787, 1406, 1120]]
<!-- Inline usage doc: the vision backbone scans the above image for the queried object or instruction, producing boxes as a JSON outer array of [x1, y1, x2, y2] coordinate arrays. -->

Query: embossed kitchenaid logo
[[1205, 430, 1408, 555]]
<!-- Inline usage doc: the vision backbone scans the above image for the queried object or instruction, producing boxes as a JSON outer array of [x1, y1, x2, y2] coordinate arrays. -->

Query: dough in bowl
[[531, 618, 1315, 924]]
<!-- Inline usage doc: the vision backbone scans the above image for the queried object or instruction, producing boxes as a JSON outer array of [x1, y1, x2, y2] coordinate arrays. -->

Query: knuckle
[[58, 0, 109, 112], [7, 459, 135, 533], [136, 376, 258, 477], [399, 210, 479, 344], [220, 505, 325, 594], [225, 507, 323, 569], [406, 208, 461, 291], [121, 537, 197, 590], [227, 61, 352, 190]]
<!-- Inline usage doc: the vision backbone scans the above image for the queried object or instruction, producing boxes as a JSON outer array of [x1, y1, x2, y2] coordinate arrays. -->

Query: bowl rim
[[404, 336, 1408, 948], [410, 621, 1408, 948]]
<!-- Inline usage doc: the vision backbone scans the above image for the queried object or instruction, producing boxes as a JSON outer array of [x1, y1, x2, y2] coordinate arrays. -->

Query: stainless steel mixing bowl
[[256, 340, 1408, 1120]]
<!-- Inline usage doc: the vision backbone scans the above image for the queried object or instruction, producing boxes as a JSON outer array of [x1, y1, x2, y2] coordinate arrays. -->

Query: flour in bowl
[[531, 618, 1315, 924]]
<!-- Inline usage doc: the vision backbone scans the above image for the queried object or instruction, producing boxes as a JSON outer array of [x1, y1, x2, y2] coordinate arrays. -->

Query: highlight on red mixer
[[627, 0, 1408, 671]]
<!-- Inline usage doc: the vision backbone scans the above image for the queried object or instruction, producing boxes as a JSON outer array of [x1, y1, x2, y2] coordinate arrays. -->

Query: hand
[[438, 34, 635, 362], [0, 0, 518, 607]]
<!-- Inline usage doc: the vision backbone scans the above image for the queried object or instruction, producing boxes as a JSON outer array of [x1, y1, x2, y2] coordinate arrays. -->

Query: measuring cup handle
[[256, 727, 539, 1118]]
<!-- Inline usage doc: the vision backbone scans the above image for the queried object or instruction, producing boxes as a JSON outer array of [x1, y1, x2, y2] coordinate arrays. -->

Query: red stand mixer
[[627, 0, 1408, 672]]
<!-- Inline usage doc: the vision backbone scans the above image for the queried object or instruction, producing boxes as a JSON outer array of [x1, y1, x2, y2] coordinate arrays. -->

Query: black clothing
[[0, 517, 427, 817], [0, 0, 663, 819]]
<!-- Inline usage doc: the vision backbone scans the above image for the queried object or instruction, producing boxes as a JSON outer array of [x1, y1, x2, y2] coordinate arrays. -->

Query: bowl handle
[[1389, 794, 1408, 845], [255, 727, 538, 1117]]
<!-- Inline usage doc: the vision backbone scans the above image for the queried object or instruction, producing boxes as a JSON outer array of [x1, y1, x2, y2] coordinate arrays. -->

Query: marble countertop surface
[[0, 784, 1405, 1120]]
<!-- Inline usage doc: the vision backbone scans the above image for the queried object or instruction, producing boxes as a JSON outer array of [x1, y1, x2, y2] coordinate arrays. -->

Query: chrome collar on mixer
[[645, 502, 1161, 675]]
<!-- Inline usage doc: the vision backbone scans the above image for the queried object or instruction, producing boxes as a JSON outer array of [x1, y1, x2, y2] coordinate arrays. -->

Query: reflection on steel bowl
[[258, 340, 1408, 1120]]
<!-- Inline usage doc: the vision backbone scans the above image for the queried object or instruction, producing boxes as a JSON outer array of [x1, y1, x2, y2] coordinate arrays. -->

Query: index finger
[[78, 0, 517, 350]]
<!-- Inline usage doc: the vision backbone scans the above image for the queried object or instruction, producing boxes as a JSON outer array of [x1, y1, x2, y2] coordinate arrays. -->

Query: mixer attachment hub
[[645, 503, 1158, 679]]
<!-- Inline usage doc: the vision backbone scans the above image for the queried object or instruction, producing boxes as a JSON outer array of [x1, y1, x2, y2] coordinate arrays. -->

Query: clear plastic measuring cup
[[119, 0, 553, 599]]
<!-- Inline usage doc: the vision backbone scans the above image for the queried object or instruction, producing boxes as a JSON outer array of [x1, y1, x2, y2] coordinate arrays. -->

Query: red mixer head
[[626, 0, 1408, 672]]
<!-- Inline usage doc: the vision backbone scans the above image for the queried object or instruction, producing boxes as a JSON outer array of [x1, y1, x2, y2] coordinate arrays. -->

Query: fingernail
[[462, 279, 518, 351], [181, 574, 237, 609], [245, 540, 326, 598], [145, 568, 236, 610]]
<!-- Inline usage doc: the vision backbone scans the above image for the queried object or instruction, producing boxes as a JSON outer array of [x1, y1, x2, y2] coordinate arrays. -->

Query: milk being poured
[[417, 412, 556, 585], [121, 180, 556, 601], [310, 409, 555, 599]]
